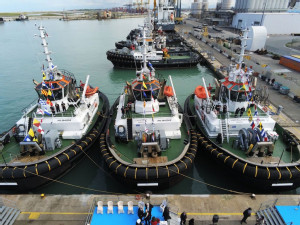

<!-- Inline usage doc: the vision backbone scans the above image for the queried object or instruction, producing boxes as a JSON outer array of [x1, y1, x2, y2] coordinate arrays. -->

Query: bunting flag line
[[23, 135, 31, 142], [143, 81, 147, 89], [37, 126, 44, 135], [249, 114, 253, 121], [258, 122, 263, 131], [44, 109, 51, 116], [250, 121, 255, 129], [247, 108, 252, 117], [33, 119, 40, 127], [42, 82, 48, 88], [41, 89, 48, 96], [39, 99, 46, 105], [261, 128, 268, 141], [28, 128, 35, 137], [37, 108, 44, 115]]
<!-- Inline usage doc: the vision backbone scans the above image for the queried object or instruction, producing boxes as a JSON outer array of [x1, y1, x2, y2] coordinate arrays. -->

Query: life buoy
[[262, 106, 268, 112], [164, 86, 174, 97], [194, 85, 210, 99]]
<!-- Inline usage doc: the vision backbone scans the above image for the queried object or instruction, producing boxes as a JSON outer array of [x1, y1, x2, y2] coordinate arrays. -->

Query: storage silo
[[253, 0, 260, 10], [256, 0, 263, 11], [235, 0, 241, 10], [269, 0, 276, 9], [241, 0, 248, 11], [247, 0, 256, 11], [274, 0, 280, 9], [282, 0, 289, 9], [202, 0, 208, 11], [221, 0, 234, 10]]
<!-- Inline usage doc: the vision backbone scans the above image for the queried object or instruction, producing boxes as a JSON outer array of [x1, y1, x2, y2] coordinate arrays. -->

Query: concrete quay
[[1, 194, 299, 225]]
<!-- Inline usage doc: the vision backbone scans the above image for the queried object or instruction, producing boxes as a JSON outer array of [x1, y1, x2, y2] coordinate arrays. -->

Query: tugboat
[[107, 10, 200, 69], [15, 14, 29, 21], [0, 26, 109, 191], [101, 27, 197, 189], [185, 29, 300, 192]]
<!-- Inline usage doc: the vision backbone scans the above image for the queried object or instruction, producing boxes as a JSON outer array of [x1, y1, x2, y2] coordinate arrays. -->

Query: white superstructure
[[114, 27, 182, 143]]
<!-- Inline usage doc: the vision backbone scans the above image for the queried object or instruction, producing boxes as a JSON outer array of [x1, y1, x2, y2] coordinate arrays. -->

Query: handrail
[[84, 198, 96, 225], [22, 99, 38, 114]]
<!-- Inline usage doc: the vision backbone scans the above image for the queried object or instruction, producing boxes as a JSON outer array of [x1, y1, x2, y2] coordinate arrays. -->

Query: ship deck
[[188, 95, 300, 164], [0, 97, 104, 164], [110, 98, 188, 164]]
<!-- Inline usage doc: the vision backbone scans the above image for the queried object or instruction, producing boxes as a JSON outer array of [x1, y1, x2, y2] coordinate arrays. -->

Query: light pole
[[260, 0, 268, 26]]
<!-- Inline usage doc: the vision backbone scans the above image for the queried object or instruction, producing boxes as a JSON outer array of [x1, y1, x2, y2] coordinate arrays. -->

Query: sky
[[0, 0, 221, 13]]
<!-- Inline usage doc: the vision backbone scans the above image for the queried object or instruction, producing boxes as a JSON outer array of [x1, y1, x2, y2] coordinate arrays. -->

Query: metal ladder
[[256, 206, 286, 225], [0, 197, 21, 225]]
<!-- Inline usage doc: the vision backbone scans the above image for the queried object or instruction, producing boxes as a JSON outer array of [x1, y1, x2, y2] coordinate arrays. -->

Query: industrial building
[[232, 12, 300, 34], [231, 0, 300, 35], [234, 0, 290, 12]]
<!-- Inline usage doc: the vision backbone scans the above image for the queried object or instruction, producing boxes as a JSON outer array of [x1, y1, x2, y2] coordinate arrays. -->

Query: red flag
[[152, 105, 155, 112]]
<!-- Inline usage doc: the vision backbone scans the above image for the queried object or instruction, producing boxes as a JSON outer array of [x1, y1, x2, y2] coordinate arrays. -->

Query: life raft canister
[[194, 85, 210, 99], [164, 85, 174, 97]]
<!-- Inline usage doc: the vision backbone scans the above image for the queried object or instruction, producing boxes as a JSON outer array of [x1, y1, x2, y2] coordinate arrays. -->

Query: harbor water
[[0, 18, 299, 195]]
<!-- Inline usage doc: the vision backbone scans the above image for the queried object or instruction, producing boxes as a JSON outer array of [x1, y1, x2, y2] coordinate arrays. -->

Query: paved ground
[[2, 194, 300, 225]]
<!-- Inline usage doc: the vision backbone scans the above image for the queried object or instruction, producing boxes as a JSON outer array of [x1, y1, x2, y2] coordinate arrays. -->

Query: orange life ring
[[194, 85, 210, 99], [164, 86, 174, 97]]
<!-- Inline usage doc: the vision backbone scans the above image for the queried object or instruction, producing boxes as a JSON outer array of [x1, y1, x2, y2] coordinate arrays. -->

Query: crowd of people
[[135, 202, 194, 225]]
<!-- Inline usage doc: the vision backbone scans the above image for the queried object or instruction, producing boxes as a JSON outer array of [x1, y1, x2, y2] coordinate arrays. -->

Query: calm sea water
[[0, 19, 298, 195]]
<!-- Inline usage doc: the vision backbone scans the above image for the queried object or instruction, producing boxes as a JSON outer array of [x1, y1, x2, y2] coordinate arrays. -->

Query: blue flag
[[143, 91, 147, 98], [23, 135, 31, 142], [44, 109, 51, 115]]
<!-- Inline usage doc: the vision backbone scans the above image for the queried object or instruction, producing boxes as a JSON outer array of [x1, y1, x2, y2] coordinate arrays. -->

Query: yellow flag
[[143, 101, 146, 108], [47, 89, 52, 96], [28, 128, 35, 137], [258, 122, 263, 131], [249, 115, 253, 121], [43, 72, 46, 80], [143, 81, 147, 89], [33, 137, 38, 142], [247, 108, 252, 117]]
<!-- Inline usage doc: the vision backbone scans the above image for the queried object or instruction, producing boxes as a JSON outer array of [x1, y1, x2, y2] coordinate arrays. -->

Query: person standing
[[138, 206, 144, 222], [180, 212, 187, 225], [146, 203, 153, 218], [144, 209, 151, 225], [163, 206, 171, 223], [241, 208, 252, 224]]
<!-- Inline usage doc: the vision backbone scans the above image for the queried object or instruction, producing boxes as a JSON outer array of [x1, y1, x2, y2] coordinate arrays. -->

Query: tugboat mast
[[38, 26, 57, 80], [238, 28, 249, 68]]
